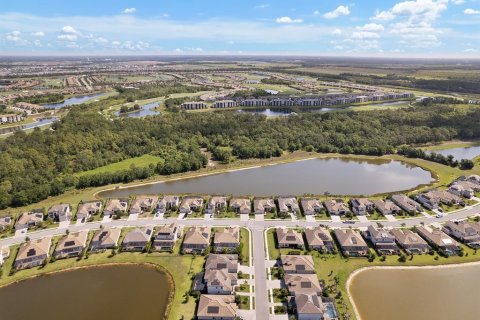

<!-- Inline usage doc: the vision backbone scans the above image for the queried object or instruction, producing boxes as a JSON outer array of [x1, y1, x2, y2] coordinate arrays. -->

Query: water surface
[[42, 92, 107, 109], [429, 146, 480, 160], [115, 101, 161, 118], [0, 117, 59, 136], [350, 264, 480, 320], [99, 157, 434, 198], [0, 265, 171, 320]]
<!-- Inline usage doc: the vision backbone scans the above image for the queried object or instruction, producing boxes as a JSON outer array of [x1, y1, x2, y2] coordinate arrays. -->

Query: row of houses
[[0, 113, 24, 125], [275, 220, 480, 258]]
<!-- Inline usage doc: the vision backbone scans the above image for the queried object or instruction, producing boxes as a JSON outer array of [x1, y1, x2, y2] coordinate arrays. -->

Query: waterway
[[0, 264, 171, 320], [0, 117, 60, 136], [42, 92, 107, 109], [429, 146, 480, 160], [349, 264, 480, 320], [115, 101, 161, 118], [99, 157, 434, 198]]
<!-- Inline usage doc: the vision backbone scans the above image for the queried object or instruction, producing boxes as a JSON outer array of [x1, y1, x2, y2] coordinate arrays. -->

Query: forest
[[1, 104, 480, 208]]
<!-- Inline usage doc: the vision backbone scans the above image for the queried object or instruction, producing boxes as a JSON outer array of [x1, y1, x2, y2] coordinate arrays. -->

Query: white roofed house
[[278, 196, 300, 215], [76, 201, 103, 221], [213, 227, 240, 253], [156, 196, 180, 214], [103, 199, 129, 218], [129, 196, 159, 215], [351, 198, 374, 216], [179, 196, 204, 214], [153, 224, 181, 251], [229, 198, 251, 215], [363, 226, 400, 255], [122, 227, 154, 251], [205, 196, 228, 215], [254, 198, 276, 215], [301, 198, 323, 216], [47, 204, 72, 222]]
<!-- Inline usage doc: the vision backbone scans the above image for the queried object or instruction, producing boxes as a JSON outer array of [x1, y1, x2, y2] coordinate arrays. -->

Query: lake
[[42, 92, 107, 109], [429, 146, 480, 160], [349, 264, 480, 320], [0, 117, 60, 136], [98, 157, 434, 198], [115, 101, 161, 118], [0, 264, 171, 320]]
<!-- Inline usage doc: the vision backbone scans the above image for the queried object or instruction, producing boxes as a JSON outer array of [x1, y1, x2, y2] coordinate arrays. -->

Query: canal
[[42, 92, 108, 109]]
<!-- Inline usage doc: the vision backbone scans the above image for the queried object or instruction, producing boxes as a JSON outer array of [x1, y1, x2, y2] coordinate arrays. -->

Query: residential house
[[47, 204, 71, 222], [90, 227, 121, 251], [351, 198, 374, 215], [205, 196, 228, 215], [213, 227, 240, 253], [278, 196, 300, 214], [122, 227, 154, 251], [253, 198, 276, 214], [301, 198, 323, 216], [363, 226, 400, 255], [182, 226, 211, 253], [197, 295, 238, 320], [304, 227, 335, 253], [416, 226, 461, 256], [276, 228, 304, 249], [153, 224, 181, 251], [280, 255, 315, 274], [76, 201, 102, 221], [205, 254, 238, 273], [371, 199, 402, 216], [129, 196, 159, 215], [54, 231, 88, 259], [295, 293, 327, 320], [467, 175, 480, 184], [334, 229, 369, 257], [103, 199, 129, 217], [391, 194, 422, 214], [229, 198, 251, 215], [443, 221, 480, 249], [449, 180, 480, 198], [203, 254, 238, 294], [0, 216, 12, 232], [324, 200, 350, 216], [390, 229, 430, 254], [156, 196, 180, 214], [416, 190, 463, 210], [179, 196, 204, 214], [14, 237, 51, 270], [14, 212, 44, 230], [284, 274, 322, 296], [0, 246, 9, 266]]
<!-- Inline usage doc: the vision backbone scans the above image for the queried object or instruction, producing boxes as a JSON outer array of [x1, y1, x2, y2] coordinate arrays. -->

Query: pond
[[0, 264, 171, 320], [428, 146, 480, 160], [42, 92, 108, 109], [236, 107, 344, 117], [0, 117, 60, 136], [98, 157, 434, 198], [349, 264, 480, 320], [115, 101, 161, 118]]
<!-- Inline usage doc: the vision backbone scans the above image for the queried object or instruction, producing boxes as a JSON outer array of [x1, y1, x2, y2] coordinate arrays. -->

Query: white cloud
[[255, 4, 269, 9], [351, 31, 380, 39], [123, 8, 136, 14], [61, 25, 80, 35], [275, 16, 303, 23], [313, 10, 320, 15], [57, 34, 78, 41], [324, 5, 350, 19], [31, 31, 45, 37], [463, 48, 477, 52], [332, 28, 342, 35], [357, 23, 384, 32], [464, 8, 480, 15], [453, 0, 465, 4], [33, 39, 42, 47], [371, 10, 395, 21]]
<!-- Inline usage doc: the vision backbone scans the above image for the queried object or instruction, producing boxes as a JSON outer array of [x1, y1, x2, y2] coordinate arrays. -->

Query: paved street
[[252, 227, 269, 320]]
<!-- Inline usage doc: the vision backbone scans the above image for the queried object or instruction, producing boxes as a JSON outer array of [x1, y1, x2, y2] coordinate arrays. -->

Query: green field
[[75, 154, 162, 177]]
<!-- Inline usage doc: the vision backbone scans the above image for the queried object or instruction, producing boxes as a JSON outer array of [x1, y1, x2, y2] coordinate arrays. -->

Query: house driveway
[[153, 212, 164, 220], [357, 216, 369, 223], [385, 214, 397, 222], [266, 279, 282, 290], [237, 309, 255, 320], [255, 214, 264, 221], [331, 216, 341, 222], [240, 214, 250, 221], [59, 221, 70, 229], [238, 265, 254, 275], [270, 314, 289, 320], [127, 214, 138, 221], [305, 215, 315, 222]]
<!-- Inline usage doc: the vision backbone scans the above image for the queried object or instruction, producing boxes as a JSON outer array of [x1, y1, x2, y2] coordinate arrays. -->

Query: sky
[[0, 0, 480, 57]]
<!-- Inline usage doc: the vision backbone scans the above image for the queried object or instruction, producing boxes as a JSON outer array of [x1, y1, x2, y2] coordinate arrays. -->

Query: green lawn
[[75, 154, 162, 177], [240, 227, 250, 265], [0, 245, 205, 320]]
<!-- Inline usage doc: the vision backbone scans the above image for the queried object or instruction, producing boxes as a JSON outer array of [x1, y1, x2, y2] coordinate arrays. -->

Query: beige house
[[276, 228, 304, 249], [443, 221, 480, 249], [295, 293, 326, 320], [153, 224, 181, 251], [416, 226, 461, 256], [156, 196, 180, 214], [390, 229, 430, 254], [229, 198, 251, 215], [182, 226, 211, 253], [371, 199, 402, 216], [278, 196, 300, 214], [351, 198, 374, 215], [76, 201, 103, 220], [47, 204, 71, 222], [416, 190, 463, 210], [197, 295, 238, 320], [213, 227, 240, 253], [179, 196, 204, 214], [391, 194, 422, 214], [104, 199, 129, 217], [122, 227, 154, 251], [203, 254, 238, 294], [284, 274, 322, 296], [304, 227, 335, 252], [129, 196, 159, 215], [363, 226, 400, 255], [280, 255, 315, 274], [90, 227, 121, 251], [254, 198, 276, 214], [15, 212, 44, 230], [0, 246, 10, 266], [324, 200, 350, 216], [334, 229, 369, 257], [54, 231, 88, 259], [0, 216, 12, 232], [301, 198, 323, 216], [14, 237, 51, 270], [205, 196, 228, 215]]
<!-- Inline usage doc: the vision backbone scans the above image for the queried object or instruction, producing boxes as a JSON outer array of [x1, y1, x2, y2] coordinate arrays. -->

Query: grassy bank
[[75, 154, 162, 177]]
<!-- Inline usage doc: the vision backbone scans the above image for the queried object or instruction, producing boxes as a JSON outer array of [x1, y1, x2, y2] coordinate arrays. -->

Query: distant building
[[0, 216, 12, 232], [205, 196, 228, 215], [212, 100, 237, 108], [371, 199, 402, 216], [180, 101, 207, 110], [0, 114, 23, 124], [156, 196, 180, 214]]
